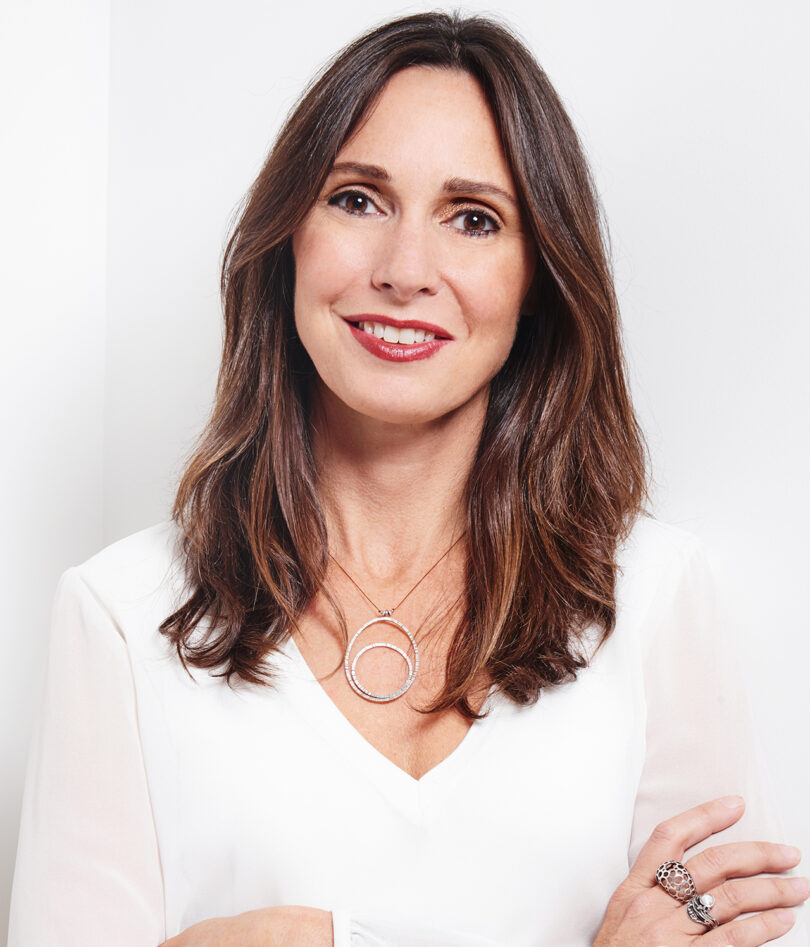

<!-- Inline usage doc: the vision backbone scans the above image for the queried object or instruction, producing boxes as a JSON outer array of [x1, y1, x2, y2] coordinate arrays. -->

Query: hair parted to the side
[[159, 9, 651, 718]]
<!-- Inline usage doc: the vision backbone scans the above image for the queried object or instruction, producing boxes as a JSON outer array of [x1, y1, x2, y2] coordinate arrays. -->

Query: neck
[[310, 382, 486, 585]]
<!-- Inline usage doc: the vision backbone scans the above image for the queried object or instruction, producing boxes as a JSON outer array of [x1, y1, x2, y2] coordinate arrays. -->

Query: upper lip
[[343, 314, 454, 340]]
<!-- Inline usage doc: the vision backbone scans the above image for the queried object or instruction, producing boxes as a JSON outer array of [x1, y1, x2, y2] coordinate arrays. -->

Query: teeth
[[358, 321, 440, 345]]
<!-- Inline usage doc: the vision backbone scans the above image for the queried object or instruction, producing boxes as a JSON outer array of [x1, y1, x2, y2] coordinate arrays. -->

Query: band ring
[[685, 892, 719, 930]]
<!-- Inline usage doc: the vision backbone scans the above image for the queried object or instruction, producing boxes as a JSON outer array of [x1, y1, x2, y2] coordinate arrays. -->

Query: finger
[[684, 841, 802, 891], [682, 875, 810, 932], [700, 908, 797, 947], [628, 795, 746, 890]]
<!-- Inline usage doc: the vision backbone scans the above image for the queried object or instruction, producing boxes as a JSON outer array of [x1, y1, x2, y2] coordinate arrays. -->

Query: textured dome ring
[[655, 860, 697, 903]]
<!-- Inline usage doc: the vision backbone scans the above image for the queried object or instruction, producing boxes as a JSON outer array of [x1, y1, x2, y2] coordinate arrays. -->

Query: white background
[[2, 0, 808, 937]]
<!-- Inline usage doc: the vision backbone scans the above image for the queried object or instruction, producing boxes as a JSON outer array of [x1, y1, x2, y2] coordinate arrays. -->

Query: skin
[[592, 797, 807, 946], [159, 906, 332, 946], [160, 66, 808, 947]]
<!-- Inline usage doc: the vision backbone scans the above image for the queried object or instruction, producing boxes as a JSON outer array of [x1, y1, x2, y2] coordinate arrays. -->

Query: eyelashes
[[328, 190, 378, 216], [326, 188, 501, 238]]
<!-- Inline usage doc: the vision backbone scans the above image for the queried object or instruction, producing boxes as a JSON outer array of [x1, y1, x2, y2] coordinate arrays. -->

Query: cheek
[[453, 250, 530, 347], [291, 219, 373, 387], [293, 218, 366, 314]]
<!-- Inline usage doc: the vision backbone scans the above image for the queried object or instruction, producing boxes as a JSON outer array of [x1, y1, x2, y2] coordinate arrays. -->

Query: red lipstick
[[342, 315, 452, 363]]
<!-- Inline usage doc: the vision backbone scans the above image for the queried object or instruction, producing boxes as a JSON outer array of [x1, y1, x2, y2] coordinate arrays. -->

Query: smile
[[342, 314, 452, 363]]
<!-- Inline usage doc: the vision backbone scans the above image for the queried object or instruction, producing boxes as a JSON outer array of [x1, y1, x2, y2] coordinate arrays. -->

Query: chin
[[313, 371, 490, 428], [350, 397, 450, 426], [344, 383, 489, 428]]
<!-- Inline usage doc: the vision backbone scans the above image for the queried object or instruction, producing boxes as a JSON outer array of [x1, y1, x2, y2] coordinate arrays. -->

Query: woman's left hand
[[159, 905, 333, 946]]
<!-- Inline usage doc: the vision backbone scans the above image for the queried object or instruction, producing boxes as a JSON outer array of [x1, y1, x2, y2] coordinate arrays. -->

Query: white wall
[[3, 0, 808, 935], [0, 0, 110, 934]]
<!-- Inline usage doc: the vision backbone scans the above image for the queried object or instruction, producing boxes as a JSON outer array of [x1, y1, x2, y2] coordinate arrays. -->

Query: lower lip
[[347, 324, 451, 362]]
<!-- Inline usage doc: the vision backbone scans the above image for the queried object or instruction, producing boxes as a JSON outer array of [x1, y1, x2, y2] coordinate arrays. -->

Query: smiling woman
[[7, 10, 808, 947]]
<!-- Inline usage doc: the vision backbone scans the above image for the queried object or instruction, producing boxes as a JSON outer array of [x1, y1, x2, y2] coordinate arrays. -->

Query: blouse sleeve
[[331, 910, 504, 947], [8, 568, 165, 947], [628, 536, 807, 942]]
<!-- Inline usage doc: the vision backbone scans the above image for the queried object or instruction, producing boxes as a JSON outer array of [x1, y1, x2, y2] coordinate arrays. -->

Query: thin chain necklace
[[329, 532, 465, 703]]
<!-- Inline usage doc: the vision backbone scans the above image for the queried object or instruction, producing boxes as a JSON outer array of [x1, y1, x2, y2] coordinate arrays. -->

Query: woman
[[8, 11, 807, 947]]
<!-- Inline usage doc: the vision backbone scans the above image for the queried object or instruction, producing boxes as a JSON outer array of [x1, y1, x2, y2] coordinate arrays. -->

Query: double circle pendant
[[344, 614, 419, 702]]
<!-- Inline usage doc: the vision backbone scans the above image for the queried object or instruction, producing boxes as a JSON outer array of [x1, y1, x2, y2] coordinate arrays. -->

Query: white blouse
[[8, 515, 807, 946]]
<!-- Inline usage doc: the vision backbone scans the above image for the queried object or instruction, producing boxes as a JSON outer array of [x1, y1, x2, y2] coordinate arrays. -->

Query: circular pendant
[[344, 616, 419, 702]]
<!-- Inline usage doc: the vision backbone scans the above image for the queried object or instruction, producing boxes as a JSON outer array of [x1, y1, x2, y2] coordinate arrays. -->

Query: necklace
[[329, 533, 465, 703]]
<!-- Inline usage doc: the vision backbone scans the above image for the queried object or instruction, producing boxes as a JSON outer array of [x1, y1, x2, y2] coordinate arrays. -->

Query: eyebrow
[[329, 162, 518, 208]]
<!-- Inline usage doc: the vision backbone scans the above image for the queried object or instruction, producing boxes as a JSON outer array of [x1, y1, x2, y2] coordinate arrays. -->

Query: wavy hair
[[159, 10, 651, 718]]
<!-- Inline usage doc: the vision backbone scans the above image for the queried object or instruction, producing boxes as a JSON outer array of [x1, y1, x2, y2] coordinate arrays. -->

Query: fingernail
[[781, 845, 802, 861], [790, 878, 809, 895], [720, 795, 745, 808], [776, 909, 795, 925]]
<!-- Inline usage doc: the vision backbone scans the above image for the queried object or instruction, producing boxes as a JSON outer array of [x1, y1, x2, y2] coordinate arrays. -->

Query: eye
[[448, 208, 501, 238], [327, 189, 381, 216]]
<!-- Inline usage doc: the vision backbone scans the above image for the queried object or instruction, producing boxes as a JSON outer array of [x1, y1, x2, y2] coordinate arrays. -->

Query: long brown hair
[[160, 11, 651, 717]]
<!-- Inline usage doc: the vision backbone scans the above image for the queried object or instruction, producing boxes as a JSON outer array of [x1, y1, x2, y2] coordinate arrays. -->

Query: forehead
[[334, 66, 514, 190]]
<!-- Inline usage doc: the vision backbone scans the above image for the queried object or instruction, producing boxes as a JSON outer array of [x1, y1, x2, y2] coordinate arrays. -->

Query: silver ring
[[686, 892, 719, 930], [655, 860, 697, 902]]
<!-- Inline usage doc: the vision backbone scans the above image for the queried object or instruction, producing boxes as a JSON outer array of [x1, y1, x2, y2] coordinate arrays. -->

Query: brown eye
[[347, 194, 369, 213], [451, 209, 500, 237], [328, 190, 379, 216]]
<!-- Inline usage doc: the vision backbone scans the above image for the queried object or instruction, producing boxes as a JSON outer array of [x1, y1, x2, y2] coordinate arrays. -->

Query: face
[[291, 65, 536, 426]]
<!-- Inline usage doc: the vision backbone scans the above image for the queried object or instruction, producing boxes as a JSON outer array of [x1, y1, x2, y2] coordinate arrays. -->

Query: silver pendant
[[344, 615, 419, 702]]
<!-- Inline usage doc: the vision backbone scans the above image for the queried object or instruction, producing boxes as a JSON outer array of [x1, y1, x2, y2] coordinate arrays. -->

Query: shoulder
[[63, 520, 187, 637], [73, 520, 183, 597], [617, 512, 707, 580], [613, 513, 714, 627]]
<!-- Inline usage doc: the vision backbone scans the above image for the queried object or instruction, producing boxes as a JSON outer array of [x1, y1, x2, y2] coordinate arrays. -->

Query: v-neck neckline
[[277, 632, 504, 821]]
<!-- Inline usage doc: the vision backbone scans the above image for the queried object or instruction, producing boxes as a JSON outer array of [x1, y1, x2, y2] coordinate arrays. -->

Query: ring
[[655, 860, 697, 902], [686, 892, 719, 930]]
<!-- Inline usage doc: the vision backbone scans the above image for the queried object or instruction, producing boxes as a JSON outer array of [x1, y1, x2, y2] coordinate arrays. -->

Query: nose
[[370, 217, 441, 302]]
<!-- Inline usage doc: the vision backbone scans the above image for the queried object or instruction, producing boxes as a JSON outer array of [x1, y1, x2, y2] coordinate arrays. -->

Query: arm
[[159, 907, 502, 947], [628, 535, 808, 942], [8, 568, 165, 946], [159, 906, 333, 946]]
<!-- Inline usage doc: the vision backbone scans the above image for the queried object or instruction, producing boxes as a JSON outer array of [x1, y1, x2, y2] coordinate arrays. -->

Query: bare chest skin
[[291, 598, 492, 781]]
